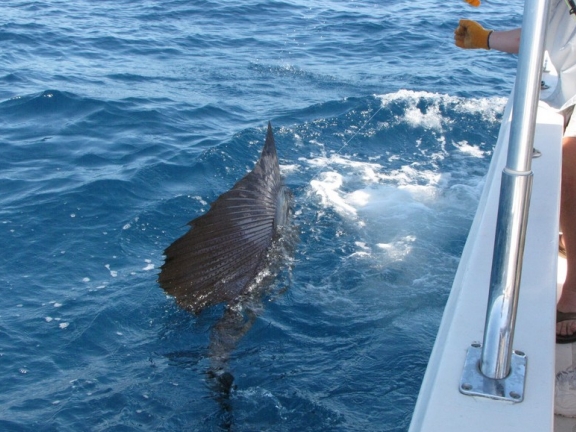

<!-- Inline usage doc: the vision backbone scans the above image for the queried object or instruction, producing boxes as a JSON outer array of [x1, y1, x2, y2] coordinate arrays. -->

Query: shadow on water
[[206, 306, 257, 430], [209, 223, 299, 430], [160, 196, 298, 429], [162, 224, 297, 431]]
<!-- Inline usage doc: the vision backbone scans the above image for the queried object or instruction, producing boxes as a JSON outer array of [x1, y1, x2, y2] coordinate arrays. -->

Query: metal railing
[[460, 0, 550, 402]]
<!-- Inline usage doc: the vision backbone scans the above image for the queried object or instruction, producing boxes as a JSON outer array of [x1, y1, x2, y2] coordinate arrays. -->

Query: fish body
[[158, 123, 291, 314]]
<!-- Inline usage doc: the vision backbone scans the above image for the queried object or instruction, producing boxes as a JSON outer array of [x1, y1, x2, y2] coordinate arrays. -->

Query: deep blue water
[[1, 1, 523, 431]]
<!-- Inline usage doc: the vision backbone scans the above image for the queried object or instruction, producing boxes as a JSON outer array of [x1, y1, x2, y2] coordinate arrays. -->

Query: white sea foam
[[280, 163, 300, 174], [304, 90, 501, 264], [307, 156, 442, 224], [377, 235, 417, 260], [310, 172, 359, 219], [304, 154, 382, 183], [404, 103, 443, 130], [376, 89, 507, 128], [350, 241, 371, 258], [453, 140, 487, 158], [105, 264, 118, 277], [192, 195, 208, 206]]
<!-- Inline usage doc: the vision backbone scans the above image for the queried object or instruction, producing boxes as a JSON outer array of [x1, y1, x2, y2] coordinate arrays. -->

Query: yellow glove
[[463, 0, 480, 6], [454, 19, 493, 50]]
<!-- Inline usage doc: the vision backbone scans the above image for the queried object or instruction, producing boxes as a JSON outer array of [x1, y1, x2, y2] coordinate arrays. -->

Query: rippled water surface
[[1, 1, 523, 430]]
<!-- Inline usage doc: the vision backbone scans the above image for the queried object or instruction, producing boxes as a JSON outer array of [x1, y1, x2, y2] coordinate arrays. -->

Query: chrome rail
[[460, 0, 549, 401]]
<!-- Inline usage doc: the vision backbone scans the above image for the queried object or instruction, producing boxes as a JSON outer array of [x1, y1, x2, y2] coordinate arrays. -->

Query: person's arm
[[489, 28, 521, 54], [454, 19, 521, 54]]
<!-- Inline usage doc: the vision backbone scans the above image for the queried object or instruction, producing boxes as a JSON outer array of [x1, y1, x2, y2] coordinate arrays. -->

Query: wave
[[276, 91, 505, 272], [0, 86, 506, 431]]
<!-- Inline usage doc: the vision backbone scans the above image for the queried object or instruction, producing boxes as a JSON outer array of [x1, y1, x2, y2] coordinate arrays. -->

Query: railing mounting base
[[459, 343, 527, 403]]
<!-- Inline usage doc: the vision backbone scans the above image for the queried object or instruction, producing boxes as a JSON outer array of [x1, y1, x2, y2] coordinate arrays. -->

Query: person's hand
[[454, 19, 493, 49], [463, 0, 480, 6]]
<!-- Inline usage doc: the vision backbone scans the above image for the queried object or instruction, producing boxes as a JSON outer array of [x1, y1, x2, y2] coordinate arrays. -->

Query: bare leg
[[557, 135, 576, 336]]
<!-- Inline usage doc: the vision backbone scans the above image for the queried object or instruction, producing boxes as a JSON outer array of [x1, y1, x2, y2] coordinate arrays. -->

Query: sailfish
[[158, 123, 296, 391], [158, 122, 294, 311]]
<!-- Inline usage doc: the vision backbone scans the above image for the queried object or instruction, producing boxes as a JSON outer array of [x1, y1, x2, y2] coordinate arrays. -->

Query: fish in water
[[158, 123, 296, 398], [158, 122, 294, 314]]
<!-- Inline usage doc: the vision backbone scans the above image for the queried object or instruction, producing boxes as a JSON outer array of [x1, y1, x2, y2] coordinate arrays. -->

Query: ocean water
[[1, 1, 523, 431]]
